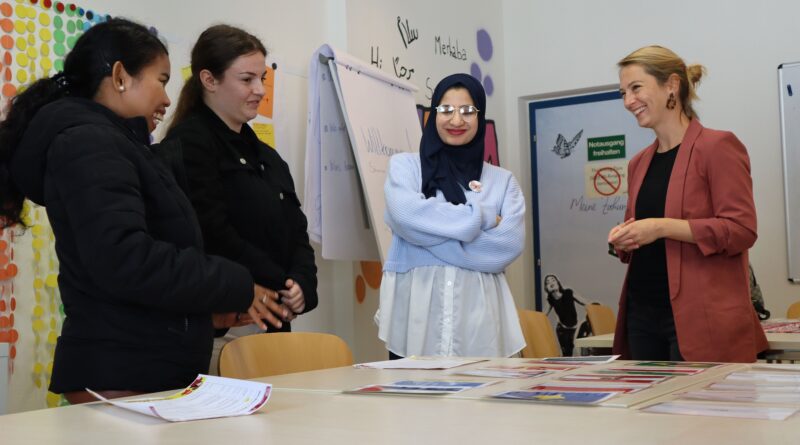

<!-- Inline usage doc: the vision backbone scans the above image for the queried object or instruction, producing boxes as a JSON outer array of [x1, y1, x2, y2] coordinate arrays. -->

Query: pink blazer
[[612, 119, 768, 362]]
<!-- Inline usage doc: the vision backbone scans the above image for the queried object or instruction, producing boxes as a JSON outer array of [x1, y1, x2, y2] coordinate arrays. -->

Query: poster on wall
[[529, 90, 653, 356]]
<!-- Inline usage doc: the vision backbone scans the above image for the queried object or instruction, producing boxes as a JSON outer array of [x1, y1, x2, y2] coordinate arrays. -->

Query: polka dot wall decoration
[[0, 0, 115, 410]]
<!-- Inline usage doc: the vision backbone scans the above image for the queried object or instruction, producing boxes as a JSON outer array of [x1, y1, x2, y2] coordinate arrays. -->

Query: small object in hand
[[468, 180, 482, 193], [261, 294, 267, 304]]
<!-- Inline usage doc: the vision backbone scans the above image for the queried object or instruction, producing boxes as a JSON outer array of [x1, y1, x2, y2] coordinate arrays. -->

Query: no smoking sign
[[584, 161, 628, 198]]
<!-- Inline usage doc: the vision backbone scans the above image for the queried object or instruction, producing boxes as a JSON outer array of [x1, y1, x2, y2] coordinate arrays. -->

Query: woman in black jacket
[[0, 19, 284, 404], [165, 25, 317, 362]]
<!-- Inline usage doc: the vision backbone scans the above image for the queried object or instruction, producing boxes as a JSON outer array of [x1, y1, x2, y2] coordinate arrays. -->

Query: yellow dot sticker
[[13, 19, 23, 33], [40, 57, 52, 70], [15, 68, 26, 82], [33, 305, 44, 317], [32, 237, 44, 249], [15, 51, 28, 66], [39, 27, 51, 41], [45, 273, 58, 288], [15, 35, 25, 50], [40, 43, 50, 56], [26, 19, 34, 32], [33, 277, 44, 289], [27, 45, 37, 59], [38, 12, 50, 26]]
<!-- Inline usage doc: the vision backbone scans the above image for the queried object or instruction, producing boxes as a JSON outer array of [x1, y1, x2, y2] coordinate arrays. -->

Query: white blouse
[[376, 265, 525, 357]]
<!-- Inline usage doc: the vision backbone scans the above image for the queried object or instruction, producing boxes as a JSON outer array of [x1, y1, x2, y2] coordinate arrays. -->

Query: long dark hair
[[0, 18, 167, 227], [168, 24, 266, 130], [544, 274, 565, 296]]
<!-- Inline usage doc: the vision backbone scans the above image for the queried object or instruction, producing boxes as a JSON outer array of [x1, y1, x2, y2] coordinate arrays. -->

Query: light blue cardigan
[[382, 152, 526, 274]]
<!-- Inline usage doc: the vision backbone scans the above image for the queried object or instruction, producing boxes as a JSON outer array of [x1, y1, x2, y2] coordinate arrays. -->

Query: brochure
[[353, 357, 486, 370], [346, 379, 493, 396], [642, 401, 799, 421], [491, 390, 617, 405], [88, 374, 271, 422]]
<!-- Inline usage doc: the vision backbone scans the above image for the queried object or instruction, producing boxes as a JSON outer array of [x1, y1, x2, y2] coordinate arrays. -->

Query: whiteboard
[[779, 62, 800, 282], [329, 51, 422, 262], [319, 61, 380, 261]]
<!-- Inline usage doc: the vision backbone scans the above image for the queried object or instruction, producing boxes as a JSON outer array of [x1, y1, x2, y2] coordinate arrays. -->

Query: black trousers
[[556, 325, 576, 357], [626, 294, 684, 361]]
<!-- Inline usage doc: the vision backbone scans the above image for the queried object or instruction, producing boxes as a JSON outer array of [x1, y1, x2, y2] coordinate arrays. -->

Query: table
[[2, 359, 800, 444], [574, 332, 800, 357]]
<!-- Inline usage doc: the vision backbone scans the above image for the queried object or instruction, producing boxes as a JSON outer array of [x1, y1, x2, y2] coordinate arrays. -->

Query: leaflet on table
[[491, 390, 617, 405], [761, 319, 800, 333], [345, 379, 495, 396], [353, 357, 487, 370], [595, 367, 703, 377], [525, 355, 620, 365], [558, 373, 672, 385], [88, 375, 271, 422], [726, 371, 800, 383], [452, 365, 570, 379], [678, 389, 800, 403], [631, 361, 720, 369], [528, 382, 647, 394], [642, 401, 799, 421]]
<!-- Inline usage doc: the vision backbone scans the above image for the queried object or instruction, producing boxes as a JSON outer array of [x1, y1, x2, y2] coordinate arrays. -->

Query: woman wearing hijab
[[376, 73, 526, 358]]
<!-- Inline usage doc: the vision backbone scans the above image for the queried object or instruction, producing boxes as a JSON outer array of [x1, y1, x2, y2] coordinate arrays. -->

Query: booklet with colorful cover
[[525, 355, 620, 365], [345, 379, 493, 396], [88, 374, 272, 422], [353, 357, 486, 370], [452, 365, 560, 379], [491, 390, 617, 405]]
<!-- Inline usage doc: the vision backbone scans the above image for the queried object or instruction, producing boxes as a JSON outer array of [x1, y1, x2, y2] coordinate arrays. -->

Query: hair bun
[[686, 64, 706, 85]]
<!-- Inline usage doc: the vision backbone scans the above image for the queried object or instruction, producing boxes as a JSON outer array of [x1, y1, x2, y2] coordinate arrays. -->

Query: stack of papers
[[491, 390, 617, 405], [525, 355, 619, 365], [89, 375, 272, 422], [452, 365, 564, 379]]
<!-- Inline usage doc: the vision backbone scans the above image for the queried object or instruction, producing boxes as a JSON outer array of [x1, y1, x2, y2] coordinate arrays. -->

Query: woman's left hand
[[279, 279, 306, 314], [608, 218, 662, 251]]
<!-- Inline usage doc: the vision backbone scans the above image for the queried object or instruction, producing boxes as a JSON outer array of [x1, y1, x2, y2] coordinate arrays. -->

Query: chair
[[787, 301, 800, 319], [517, 309, 561, 358], [219, 332, 354, 379], [586, 303, 616, 335]]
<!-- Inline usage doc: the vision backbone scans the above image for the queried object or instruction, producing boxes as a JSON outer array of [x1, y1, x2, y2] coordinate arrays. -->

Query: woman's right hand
[[247, 284, 289, 330], [608, 218, 636, 252]]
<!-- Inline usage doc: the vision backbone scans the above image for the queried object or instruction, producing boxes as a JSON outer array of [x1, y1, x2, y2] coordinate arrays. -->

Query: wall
[[501, 0, 800, 315]]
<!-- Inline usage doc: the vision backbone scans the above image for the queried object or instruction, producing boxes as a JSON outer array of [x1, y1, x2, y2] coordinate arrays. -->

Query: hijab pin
[[468, 180, 482, 193]]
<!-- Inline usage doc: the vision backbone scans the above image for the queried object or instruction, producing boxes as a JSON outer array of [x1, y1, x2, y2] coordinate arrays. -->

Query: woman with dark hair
[[0, 19, 281, 403], [543, 274, 587, 357], [165, 25, 317, 370], [377, 73, 526, 358]]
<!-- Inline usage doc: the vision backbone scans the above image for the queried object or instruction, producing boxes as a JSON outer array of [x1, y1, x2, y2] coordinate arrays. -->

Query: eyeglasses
[[435, 104, 480, 119]]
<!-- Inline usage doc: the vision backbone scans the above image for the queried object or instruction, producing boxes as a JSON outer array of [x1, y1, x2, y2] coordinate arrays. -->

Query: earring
[[666, 92, 676, 110], [118, 85, 125, 92]]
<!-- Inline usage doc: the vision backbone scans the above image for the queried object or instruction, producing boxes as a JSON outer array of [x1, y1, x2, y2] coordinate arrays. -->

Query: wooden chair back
[[787, 301, 800, 319], [586, 303, 616, 335], [517, 309, 561, 358], [219, 332, 354, 379]]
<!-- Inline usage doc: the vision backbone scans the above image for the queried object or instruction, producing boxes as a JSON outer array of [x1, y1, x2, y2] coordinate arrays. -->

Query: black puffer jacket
[[165, 105, 318, 328], [10, 98, 254, 393]]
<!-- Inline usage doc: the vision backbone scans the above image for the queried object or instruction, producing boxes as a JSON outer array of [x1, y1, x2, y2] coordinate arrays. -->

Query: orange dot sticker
[[360, 261, 383, 289], [1, 35, 13, 49], [0, 299, 5, 310], [2, 82, 16, 97], [5, 263, 17, 277], [0, 2, 12, 17], [0, 315, 9, 328], [0, 17, 13, 32], [355, 275, 366, 303]]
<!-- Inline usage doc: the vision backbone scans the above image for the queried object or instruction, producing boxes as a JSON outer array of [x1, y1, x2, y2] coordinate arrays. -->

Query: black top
[[547, 289, 583, 328], [165, 105, 318, 330], [628, 145, 679, 307], [9, 98, 254, 393]]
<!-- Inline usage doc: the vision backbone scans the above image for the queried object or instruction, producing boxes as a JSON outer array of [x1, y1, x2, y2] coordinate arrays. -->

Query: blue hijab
[[420, 73, 486, 205]]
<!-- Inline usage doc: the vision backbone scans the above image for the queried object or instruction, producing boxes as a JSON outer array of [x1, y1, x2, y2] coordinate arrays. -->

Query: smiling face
[[619, 64, 676, 129], [545, 276, 560, 293], [203, 51, 266, 131], [435, 87, 478, 146], [121, 53, 171, 132]]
